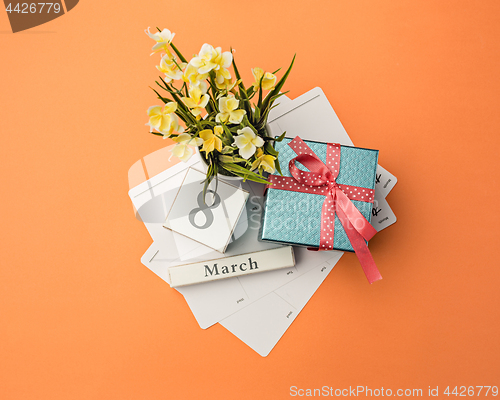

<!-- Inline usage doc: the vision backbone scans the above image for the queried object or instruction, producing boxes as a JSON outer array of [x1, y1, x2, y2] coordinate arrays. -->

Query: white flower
[[190, 43, 232, 75], [170, 133, 203, 162], [157, 54, 185, 83], [181, 85, 209, 118], [216, 77, 238, 91], [183, 62, 209, 87], [233, 127, 265, 159], [146, 103, 184, 136], [251, 148, 276, 173], [216, 94, 246, 124], [251, 67, 277, 91], [145, 27, 175, 54]]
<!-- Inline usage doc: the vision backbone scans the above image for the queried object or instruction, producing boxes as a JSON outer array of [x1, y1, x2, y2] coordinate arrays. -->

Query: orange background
[[1, 1, 499, 399]]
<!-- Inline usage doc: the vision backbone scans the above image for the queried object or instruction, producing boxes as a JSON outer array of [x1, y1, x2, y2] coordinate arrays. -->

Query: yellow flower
[[170, 133, 203, 162], [215, 65, 231, 88], [157, 54, 186, 83], [182, 85, 209, 118], [233, 127, 264, 159], [146, 102, 184, 136], [199, 127, 223, 154], [190, 44, 232, 77], [216, 77, 238, 91], [183, 62, 209, 87], [216, 94, 246, 124], [145, 27, 175, 55], [252, 67, 277, 91], [251, 148, 276, 173]]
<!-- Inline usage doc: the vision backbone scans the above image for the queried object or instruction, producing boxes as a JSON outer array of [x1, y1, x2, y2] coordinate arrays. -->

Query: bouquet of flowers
[[145, 27, 294, 193]]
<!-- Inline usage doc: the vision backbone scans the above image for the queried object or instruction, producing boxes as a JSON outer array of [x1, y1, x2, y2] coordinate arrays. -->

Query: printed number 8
[[188, 190, 221, 229]]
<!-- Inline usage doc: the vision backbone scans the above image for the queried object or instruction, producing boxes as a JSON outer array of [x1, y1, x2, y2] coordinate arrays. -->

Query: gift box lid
[[259, 137, 378, 252]]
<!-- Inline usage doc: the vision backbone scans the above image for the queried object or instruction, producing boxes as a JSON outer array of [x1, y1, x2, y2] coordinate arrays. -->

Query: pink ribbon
[[269, 137, 382, 283]]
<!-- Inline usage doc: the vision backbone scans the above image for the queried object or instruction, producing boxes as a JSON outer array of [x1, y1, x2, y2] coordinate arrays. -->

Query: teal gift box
[[259, 137, 379, 252]]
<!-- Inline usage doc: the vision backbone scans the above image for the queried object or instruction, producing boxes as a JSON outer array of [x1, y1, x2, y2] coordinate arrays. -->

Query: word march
[[168, 246, 295, 287], [204, 258, 258, 277]]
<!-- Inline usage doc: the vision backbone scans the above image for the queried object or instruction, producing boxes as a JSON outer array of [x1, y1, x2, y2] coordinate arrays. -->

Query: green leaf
[[275, 159, 283, 176], [274, 131, 286, 142], [160, 80, 193, 121], [200, 120, 216, 128], [258, 91, 289, 125], [221, 145, 236, 154], [239, 92, 253, 124], [169, 42, 188, 63], [159, 77, 185, 96], [246, 90, 257, 101], [231, 49, 245, 89], [268, 90, 290, 103], [261, 54, 295, 112], [231, 50, 253, 123], [256, 101, 283, 129], [257, 75, 264, 108], [265, 142, 279, 157], [220, 163, 271, 184], [155, 79, 168, 91], [218, 155, 234, 163], [205, 101, 213, 115], [151, 87, 170, 104], [169, 57, 183, 74], [209, 97, 219, 113], [254, 105, 261, 121], [221, 123, 234, 143], [241, 115, 258, 134], [181, 81, 189, 97], [233, 157, 250, 164], [218, 154, 249, 164], [202, 166, 215, 201], [201, 155, 220, 204]]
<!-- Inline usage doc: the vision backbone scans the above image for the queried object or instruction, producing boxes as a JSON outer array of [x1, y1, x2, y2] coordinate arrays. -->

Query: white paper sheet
[[219, 253, 342, 356]]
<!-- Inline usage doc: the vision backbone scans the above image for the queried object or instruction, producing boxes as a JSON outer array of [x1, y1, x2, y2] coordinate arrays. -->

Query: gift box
[[259, 137, 379, 253]]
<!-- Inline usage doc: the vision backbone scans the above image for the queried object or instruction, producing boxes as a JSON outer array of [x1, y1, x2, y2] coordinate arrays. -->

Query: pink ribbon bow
[[268, 136, 382, 283]]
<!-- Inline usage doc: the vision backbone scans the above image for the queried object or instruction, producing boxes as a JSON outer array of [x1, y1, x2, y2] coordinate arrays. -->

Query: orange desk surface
[[1, 1, 499, 399]]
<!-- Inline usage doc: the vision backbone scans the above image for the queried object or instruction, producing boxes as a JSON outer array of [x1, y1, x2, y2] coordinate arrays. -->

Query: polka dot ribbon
[[268, 136, 382, 284]]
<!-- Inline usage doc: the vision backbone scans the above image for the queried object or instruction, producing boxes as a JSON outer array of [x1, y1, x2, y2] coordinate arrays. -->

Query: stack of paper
[[128, 88, 397, 356]]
